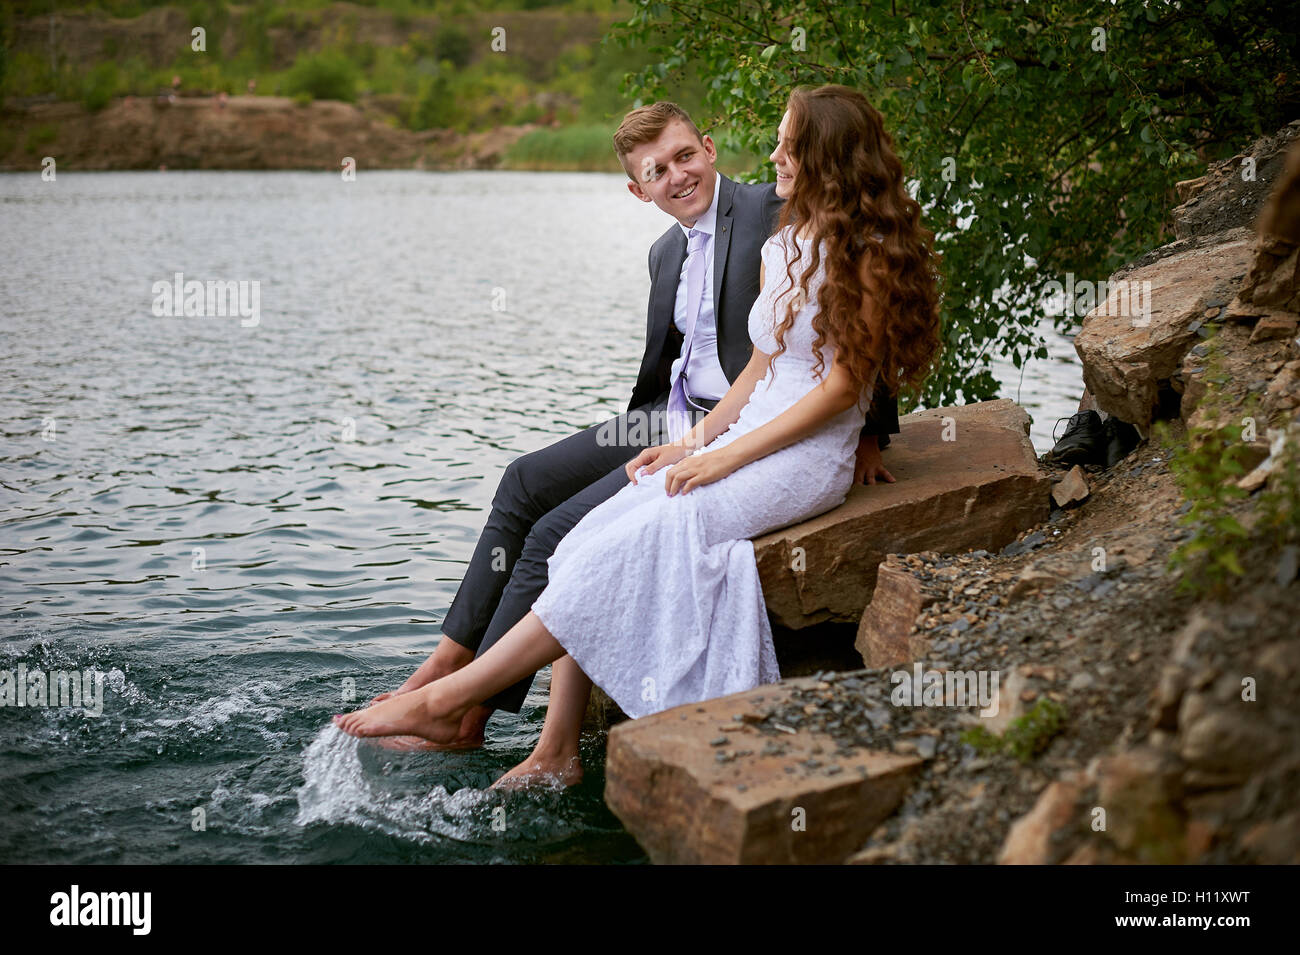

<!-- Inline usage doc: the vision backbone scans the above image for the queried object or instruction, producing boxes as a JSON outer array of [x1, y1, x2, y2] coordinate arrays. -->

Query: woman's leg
[[492, 654, 591, 789], [333, 610, 565, 743]]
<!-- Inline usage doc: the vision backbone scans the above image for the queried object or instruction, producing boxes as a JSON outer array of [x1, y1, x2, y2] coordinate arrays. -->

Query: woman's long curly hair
[[769, 85, 943, 407]]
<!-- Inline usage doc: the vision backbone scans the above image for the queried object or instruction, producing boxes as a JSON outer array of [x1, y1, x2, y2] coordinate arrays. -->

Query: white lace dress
[[531, 225, 871, 719]]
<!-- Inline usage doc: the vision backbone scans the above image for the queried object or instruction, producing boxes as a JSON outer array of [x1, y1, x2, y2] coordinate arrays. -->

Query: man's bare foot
[[371, 638, 475, 705], [490, 750, 583, 791], [333, 686, 468, 744], [365, 704, 493, 751]]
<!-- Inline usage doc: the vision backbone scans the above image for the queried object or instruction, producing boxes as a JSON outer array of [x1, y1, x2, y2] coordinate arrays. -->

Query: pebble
[[1277, 545, 1299, 587], [1068, 672, 1096, 690]]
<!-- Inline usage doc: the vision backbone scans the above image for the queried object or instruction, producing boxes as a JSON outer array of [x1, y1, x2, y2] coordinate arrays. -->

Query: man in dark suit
[[373, 103, 899, 745]]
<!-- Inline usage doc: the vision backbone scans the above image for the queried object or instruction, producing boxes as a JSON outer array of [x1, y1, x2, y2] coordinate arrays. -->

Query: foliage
[[961, 697, 1067, 763], [284, 48, 358, 102], [433, 24, 474, 70], [80, 61, 121, 111], [612, 0, 1300, 413], [1154, 324, 1300, 599], [407, 72, 458, 129]]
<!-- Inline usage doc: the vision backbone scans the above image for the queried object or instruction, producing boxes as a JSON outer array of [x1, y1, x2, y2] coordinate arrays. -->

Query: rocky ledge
[[753, 398, 1049, 629]]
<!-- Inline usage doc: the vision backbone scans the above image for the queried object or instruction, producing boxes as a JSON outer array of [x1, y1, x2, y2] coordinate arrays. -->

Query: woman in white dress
[[335, 85, 943, 787]]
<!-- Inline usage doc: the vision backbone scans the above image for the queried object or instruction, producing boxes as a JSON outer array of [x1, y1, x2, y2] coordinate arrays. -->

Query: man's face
[[624, 120, 719, 227]]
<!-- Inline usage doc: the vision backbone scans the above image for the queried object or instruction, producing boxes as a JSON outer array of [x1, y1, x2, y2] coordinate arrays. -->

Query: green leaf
[[760, 44, 778, 64], [1215, 550, 1245, 576]]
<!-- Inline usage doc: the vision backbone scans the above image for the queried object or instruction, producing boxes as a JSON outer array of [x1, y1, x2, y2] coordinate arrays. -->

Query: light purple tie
[[667, 228, 708, 444]]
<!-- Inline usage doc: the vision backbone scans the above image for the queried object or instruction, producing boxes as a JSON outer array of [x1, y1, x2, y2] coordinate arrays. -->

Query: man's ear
[[626, 180, 653, 203], [702, 134, 719, 164]]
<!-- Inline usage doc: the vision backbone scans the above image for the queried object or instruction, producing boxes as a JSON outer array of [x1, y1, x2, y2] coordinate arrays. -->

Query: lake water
[[0, 171, 1083, 864]]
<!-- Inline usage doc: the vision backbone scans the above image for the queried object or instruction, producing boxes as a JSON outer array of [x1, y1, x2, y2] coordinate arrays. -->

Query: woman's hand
[[626, 443, 690, 484], [664, 448, 739, 496]]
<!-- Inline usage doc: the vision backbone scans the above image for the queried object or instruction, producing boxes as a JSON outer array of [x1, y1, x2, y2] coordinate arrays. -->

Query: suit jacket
[[627, 172, 899, 450]]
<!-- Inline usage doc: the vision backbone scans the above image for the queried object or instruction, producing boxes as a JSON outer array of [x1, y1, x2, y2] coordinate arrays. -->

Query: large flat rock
[[754, 399, 1048, 629], [604, 678, 921, 864]]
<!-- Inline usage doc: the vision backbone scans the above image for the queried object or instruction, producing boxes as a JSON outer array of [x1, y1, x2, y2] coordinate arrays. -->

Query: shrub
[[433, 25, 473, 70], [406, 73, 456, 130], [961, 698, 1067, 763], [81, 61, 120, 112], [284, 49, 357, 103]]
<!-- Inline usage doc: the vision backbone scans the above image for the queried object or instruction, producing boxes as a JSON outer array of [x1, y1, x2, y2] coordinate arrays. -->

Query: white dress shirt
[[669, 170, 730, 402]]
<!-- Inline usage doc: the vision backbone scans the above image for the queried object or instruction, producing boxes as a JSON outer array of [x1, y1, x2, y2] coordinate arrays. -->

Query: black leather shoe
[[1104, 417, 1141, 469], [1049, 410, 1107, 466]]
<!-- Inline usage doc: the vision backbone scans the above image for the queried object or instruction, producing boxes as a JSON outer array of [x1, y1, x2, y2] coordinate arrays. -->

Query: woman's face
[[770, 109, 799, 199]]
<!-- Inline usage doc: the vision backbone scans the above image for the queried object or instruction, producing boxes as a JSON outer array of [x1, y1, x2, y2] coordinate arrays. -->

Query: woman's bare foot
[[490, 748, 583, 791], [333, 685, 468, 744], [365, 704, 494, 751]]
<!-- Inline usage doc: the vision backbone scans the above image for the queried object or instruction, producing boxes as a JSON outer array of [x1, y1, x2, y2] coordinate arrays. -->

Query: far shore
[[0, 94, 759, 176]]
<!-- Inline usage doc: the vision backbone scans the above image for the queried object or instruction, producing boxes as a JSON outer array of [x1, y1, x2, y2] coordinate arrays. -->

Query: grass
[[503, 122, 765, 173], [504, 123, 622, 171], [961, 697, 1068, 763]]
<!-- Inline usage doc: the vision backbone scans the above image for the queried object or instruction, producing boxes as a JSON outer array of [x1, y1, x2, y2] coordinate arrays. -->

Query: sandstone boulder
[[854, 555, 939, 669], [604, 679, 922, 864], [998, 775, 1085, 865], [754, 399, 1048, 629], [1073, 234, 1255, 429]]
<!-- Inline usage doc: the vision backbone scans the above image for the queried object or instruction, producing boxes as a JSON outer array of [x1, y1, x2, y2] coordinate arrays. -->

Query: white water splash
[[153, 678, 289, 747], [293, 725, 495, 845]]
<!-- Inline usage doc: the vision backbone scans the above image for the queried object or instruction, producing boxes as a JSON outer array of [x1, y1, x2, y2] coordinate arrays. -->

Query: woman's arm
[[664, 256, 884, 496], [663, 354, 861, 495], [627, 263, 770, 484], [680, 342, 769, 450], [627, 342, 770, 484]]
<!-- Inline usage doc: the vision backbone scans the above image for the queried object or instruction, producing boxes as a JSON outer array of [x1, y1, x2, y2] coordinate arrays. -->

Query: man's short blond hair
[[613, 102, 704, 181]]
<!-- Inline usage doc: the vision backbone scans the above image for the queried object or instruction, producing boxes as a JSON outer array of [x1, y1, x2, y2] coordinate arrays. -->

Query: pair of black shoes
[[1049, 410, 1140, 469]]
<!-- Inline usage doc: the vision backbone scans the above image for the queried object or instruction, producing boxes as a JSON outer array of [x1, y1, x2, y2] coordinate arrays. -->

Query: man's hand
[[626, 443, 690, 484], [854, 433, 896, 486]]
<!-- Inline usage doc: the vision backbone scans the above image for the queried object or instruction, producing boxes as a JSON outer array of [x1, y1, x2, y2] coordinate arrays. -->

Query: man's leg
[[380, 399, 667, 706], [475, 398, 685, 713], [440, 413, 650, 652], [475, 462, 635, 713]]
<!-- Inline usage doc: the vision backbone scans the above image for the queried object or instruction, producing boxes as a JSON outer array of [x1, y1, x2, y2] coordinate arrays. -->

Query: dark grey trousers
[[440, 393, 715, 713]]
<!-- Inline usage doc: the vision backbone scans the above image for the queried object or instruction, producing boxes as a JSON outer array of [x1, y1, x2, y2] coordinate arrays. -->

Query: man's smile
[[671, 181, 698, 200]]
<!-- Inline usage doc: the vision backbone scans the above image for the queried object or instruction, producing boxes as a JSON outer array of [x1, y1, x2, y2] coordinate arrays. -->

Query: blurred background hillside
[[0, 0, 759, 171]]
